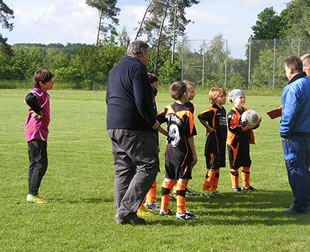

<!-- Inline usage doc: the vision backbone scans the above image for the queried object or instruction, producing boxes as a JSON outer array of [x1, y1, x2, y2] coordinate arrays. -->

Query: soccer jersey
[[198, 104, 227, 155], [157, 102, 196, 166], [24, 88, 50, 142]]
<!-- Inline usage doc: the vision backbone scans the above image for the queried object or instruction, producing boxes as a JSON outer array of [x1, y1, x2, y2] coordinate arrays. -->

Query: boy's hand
[[191, 154, 197, 168], [32, 111, 43, 120]]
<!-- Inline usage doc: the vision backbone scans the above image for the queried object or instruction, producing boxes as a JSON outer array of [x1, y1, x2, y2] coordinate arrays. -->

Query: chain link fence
[[181, 39, 310, 89]]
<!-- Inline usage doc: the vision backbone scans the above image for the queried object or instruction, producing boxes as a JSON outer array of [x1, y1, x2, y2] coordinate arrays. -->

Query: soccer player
[[226, 89, 261, 193], [198, 88, 227, 198], [24, 69, 53, 204], [157, 81, 198, 220], [300, 54, 310, 77]]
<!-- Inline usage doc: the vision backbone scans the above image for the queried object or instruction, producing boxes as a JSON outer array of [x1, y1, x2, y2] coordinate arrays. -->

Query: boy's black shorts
[[164, 161, 192, 180]]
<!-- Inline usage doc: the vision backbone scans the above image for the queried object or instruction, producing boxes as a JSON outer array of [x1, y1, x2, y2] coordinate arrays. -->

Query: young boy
[[157, 81, 198, 220], [226, 89, 261, 193], [24, 69, 53, 204], [172, 80, 197, 198], [138, 73, 162, 216], [198, 88, 227, 198], [300, 54, 310, 77]]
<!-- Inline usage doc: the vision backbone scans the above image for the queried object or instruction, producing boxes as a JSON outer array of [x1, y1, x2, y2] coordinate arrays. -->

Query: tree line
[[0, 0, 309, 89]]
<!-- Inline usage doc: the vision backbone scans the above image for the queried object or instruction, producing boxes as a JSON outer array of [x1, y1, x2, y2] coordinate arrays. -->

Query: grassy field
[[0, 89, 309, 251]]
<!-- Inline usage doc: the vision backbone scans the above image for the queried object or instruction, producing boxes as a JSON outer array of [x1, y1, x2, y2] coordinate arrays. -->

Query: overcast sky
[[2, 0, 289, 59]]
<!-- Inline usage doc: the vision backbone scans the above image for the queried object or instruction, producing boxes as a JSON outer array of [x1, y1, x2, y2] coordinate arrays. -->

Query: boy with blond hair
[[198, 88, 227, 198], [157, 81, 198, 220], [300, 54, 310, 77]]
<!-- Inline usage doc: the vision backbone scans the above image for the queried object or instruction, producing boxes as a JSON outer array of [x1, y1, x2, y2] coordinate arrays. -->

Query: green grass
[[0, 89, 309, 251]]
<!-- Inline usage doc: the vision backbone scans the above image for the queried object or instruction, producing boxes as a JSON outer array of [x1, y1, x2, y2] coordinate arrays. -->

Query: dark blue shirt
[[106, 56, 156, 131]]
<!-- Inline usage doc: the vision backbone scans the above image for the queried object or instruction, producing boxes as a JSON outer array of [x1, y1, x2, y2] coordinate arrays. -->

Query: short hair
[[284, 56, 303, 73], [301, 54, 310, 65], [127, 40, 149, 57], [148, 72, 158, 85], [170, 81, 187, 100], [208, 88, 226, 104], [33, 69, 53, 88], [184, 80, 195, 89]]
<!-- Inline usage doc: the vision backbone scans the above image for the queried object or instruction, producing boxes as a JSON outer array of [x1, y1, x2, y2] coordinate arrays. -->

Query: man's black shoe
[[115, 213, 146, 225]]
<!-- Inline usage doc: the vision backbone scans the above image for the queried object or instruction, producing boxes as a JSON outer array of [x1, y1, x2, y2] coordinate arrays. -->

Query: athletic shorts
[[164, 161, 192, 180]]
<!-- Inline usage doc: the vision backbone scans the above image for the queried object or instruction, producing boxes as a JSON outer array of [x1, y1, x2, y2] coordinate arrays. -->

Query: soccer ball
[[241, 110, 259, 127]]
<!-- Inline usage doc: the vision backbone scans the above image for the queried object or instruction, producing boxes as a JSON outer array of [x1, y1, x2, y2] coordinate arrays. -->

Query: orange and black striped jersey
[[226, 106, 255, 147], [157, 102, 196, 166], [198, 104, 227, 155]]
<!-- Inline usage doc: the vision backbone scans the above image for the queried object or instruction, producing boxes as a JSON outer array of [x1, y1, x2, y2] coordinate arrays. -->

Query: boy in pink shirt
[[24, 69, 53, 204]]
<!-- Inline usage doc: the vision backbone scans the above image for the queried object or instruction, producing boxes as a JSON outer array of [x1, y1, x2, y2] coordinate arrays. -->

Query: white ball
[[241, 110, 259, 126]]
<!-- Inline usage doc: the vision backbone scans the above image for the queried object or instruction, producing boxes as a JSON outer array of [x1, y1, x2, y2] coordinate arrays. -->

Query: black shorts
[[164, 161, 192, 180]]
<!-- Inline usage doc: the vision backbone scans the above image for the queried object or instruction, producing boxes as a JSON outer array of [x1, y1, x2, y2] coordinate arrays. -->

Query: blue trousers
[[282, 135, 310, 212]]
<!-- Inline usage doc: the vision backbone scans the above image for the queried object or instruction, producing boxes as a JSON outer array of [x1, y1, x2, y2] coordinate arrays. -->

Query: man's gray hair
[[127, 40, 149, 57]]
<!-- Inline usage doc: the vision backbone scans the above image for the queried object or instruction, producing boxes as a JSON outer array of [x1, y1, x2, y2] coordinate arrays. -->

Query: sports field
[[1, 89, 309, 251]]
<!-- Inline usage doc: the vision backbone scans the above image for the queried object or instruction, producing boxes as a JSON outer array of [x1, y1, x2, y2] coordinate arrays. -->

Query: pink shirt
[[24, 88, 50, 142]]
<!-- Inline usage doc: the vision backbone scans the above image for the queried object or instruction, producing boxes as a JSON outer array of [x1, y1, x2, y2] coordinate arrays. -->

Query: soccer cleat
[[159, 209, 173, 216], [175, 210, 198, 220], [232, 187, 243, 193], [26, 194, 48, 204], [211, 190, 225, 196], [185, 188, 198, 197], [242, 185, 256, 191], [137, 206, 154, 217], [201, 190, 211, 198], [144, 202, 160, 210]]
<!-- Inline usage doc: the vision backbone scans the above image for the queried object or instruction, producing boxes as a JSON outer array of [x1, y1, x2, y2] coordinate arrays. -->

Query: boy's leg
[[146, 181, 157, 204], [176, 181, 186, 214], [28, 140, 46, 196], [241, 167, 250, 189], [230, 169, 239, 188], [161, 179, 176, 212]]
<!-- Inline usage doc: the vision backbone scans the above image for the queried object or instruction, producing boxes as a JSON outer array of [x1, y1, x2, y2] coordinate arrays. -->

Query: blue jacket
[[106, 56, 156, 131], [279, 72, 310, 138]]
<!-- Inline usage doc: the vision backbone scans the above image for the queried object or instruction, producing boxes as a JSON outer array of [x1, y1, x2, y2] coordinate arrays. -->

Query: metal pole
[[247, 39, 251, 90], [298, 39, 300, 57], [272, 38, 276, 89], [181, 38, 184, 81], [202, 40, 205, 87], [224, 39, 228, 88]]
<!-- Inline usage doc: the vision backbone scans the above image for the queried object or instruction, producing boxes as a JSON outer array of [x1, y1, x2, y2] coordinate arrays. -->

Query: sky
[[2, 0, 289, 59]]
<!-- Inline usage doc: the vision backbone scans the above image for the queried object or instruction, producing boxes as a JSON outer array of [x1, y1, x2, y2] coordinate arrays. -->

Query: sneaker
[[211, 190, 225, 196], [232, 187, 243, 193], [137, 206, 154, 217], [175, 210, 198, 220], [242, 186, 256, 192], [201, 190, 211, 198], [186, 188, 198, 197], [115, 213, 146, 225], [159, 209, 173, 216], [144, 202, 160, 210], [26, 194, 48, 204]]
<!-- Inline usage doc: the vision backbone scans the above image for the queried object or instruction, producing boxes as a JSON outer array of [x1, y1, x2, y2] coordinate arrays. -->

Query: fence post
[[224, 39, 228, 88], [272, 38, 276, 89], [298, 39, 301, 57], [247, 39, 251, 90], [202, 40, 205, 87], [181, 38, 184, 81]]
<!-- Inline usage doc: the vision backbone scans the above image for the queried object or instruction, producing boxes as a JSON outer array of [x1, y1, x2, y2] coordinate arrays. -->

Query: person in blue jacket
[[280, 56, 310, 214]]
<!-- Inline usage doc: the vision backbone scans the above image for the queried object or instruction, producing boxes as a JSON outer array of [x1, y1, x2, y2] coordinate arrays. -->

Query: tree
[[250, 7, 282, 40], [86, 0, 120, 46], [0, 0, 14, 56]]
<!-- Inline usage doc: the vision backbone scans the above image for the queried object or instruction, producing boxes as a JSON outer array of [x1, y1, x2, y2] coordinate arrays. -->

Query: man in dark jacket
[[106, 40, 160, 225]]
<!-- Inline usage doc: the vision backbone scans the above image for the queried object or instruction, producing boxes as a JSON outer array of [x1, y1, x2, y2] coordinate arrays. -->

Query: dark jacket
[[106, 56, 156, 131]]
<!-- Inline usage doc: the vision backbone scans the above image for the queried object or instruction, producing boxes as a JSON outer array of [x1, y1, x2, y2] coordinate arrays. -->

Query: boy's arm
[[25, 92, 42, 115], [25, 92, 43, 120], [158, 126, 168, 137], [187, 136, 197, 167], [198, 118, 216, 133]]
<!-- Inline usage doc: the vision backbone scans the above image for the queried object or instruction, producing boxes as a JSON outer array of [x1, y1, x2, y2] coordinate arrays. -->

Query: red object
[[266, 107, 282, 119]]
